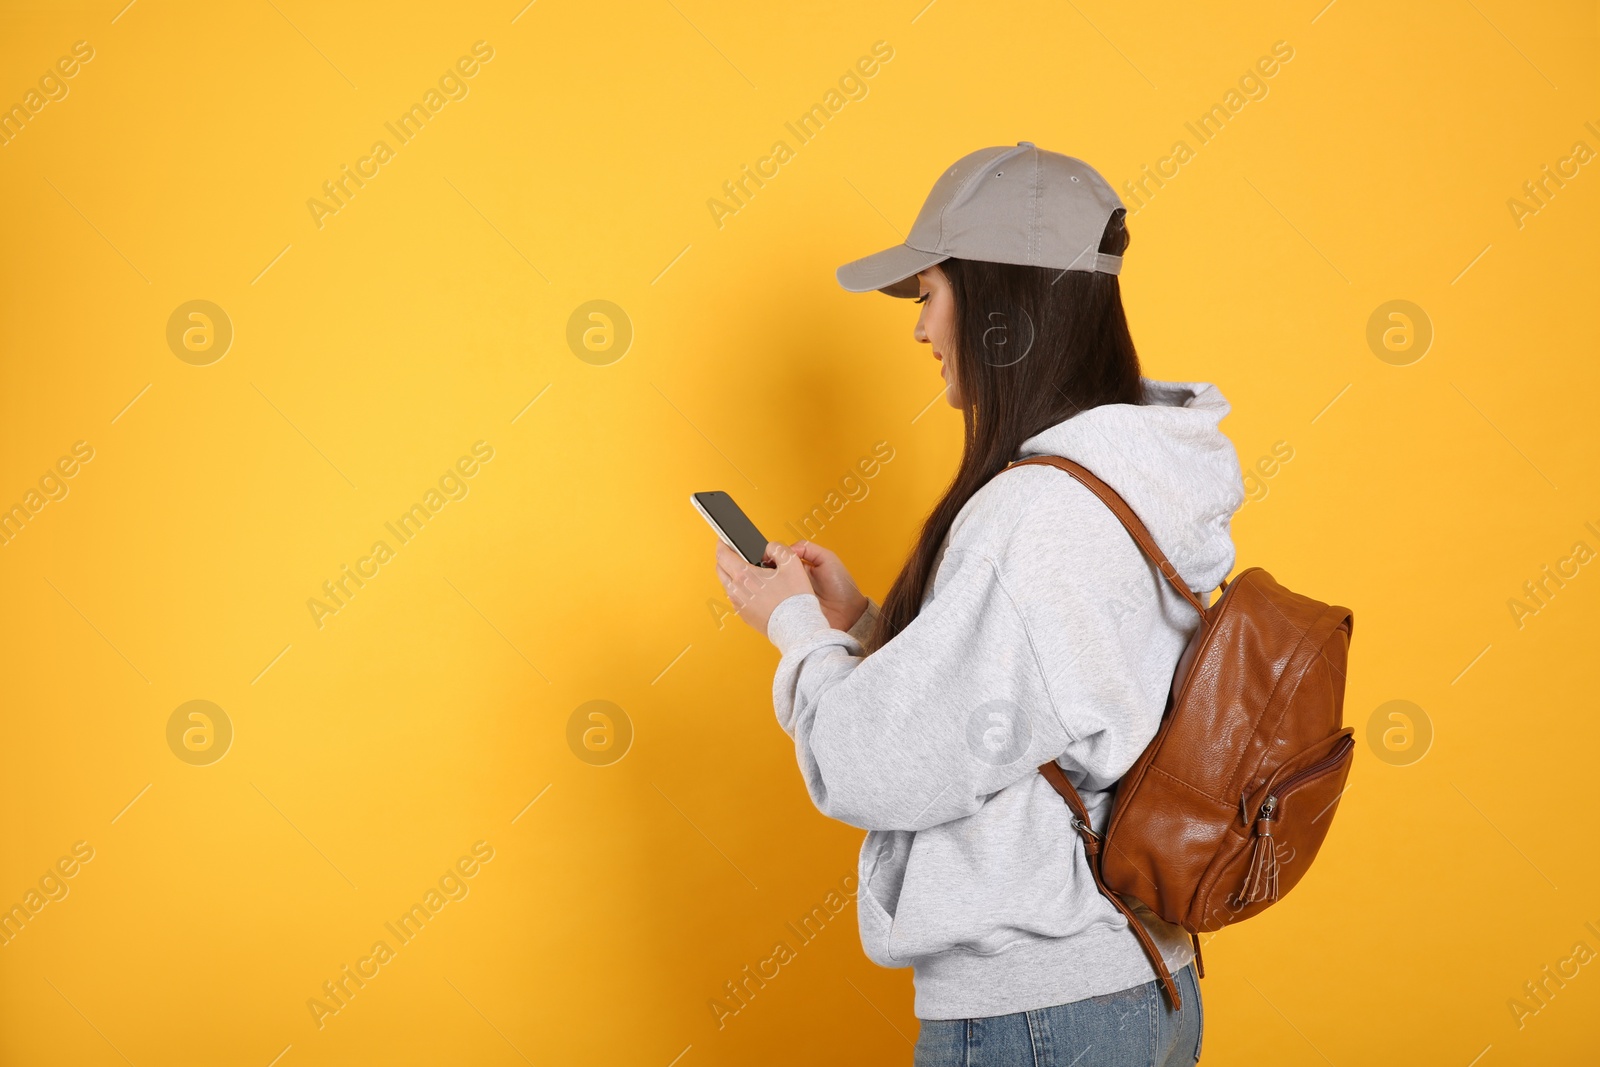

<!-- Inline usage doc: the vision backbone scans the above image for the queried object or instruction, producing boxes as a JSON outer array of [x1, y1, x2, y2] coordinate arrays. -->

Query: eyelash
[[914, 294, 930, 304]]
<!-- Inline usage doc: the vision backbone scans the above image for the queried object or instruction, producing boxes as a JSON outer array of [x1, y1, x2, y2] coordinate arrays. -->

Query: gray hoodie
[[767, 379, 1245, 1020]]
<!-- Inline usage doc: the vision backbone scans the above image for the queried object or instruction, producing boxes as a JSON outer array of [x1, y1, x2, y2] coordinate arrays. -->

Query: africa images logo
[[305, 41, 495, 229]]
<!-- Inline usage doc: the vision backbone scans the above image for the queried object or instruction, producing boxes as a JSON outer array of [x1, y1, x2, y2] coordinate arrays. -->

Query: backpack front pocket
[[1191, 727, 1355, 929]]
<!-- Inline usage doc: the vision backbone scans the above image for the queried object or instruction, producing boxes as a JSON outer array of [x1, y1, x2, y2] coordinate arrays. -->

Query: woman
[[714, 144, 1242, 1066]]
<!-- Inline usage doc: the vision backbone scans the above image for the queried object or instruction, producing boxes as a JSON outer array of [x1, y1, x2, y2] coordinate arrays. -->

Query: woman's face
[[913, 266, 961, 408]]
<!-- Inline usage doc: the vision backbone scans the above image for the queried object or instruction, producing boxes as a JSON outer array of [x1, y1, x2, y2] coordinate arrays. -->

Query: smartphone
[[692, 491, 776, 568]]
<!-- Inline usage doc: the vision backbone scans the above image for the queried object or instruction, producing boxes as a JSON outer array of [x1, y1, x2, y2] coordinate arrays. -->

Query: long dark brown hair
[[862, 210, 1143, 654]]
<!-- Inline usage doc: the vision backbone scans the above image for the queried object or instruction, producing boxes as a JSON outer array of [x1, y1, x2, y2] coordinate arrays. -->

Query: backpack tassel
[[1234, 816, 1279, 906]]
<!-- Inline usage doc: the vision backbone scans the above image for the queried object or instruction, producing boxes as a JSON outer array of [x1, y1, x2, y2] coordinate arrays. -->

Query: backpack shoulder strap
[[1038, 759, 1184, 1011], [1004, 455, 1208, 616], [1010, 452, 1202, 1011]]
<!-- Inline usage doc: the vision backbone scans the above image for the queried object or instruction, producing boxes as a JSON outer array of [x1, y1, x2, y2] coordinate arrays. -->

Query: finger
[[715, 552, 753, 595], [791, 539, 835, 565], [722, 558, 768, 600], [719, 571, 755, 612], [717, 554, 759, 589]]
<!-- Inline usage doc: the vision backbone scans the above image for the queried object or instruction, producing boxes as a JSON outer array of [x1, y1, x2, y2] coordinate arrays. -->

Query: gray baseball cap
[[836, 142, 1126, 298]]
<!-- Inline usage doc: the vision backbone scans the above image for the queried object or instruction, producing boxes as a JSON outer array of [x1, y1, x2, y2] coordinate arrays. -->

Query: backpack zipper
[[1232, 733, 1354, 907], [1253, 732, 1355, 823]]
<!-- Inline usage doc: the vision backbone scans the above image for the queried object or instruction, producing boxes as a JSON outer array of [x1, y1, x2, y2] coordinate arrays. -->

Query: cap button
[[1017, 141, 1034, 147]]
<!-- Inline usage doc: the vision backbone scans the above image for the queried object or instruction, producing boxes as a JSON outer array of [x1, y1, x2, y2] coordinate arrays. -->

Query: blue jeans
[[913, 962, 1203, 1066]]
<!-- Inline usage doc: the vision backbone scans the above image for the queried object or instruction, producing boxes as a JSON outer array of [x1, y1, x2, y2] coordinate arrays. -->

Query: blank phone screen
[[693, 492, 770, 566]]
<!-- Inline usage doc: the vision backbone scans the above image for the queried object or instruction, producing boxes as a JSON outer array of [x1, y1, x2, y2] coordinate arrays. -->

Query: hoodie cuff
[[765, 594, 836, 655]]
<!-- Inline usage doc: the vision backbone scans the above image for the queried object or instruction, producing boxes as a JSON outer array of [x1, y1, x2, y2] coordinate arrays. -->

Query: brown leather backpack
[[1005, 456, 1355, 1012]]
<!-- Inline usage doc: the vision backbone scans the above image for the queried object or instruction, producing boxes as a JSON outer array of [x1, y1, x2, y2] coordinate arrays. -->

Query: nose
[[913, 316, 928, 344]]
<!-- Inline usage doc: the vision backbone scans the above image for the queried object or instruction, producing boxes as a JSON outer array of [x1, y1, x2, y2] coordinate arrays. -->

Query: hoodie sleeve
[[766, 546, 1076, 831]]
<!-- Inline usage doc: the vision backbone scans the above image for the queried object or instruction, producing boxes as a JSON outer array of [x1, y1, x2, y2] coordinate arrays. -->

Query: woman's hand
[[715, 541, 817, 639], [789, 540, 868, 632]]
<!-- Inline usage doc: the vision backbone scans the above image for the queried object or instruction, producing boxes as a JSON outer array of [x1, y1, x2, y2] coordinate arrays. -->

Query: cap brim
[[836, 243, 948, 298]]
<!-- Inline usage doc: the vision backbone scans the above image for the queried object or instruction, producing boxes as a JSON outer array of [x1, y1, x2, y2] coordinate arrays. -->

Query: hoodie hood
[[1014, 378, 1245, 593]]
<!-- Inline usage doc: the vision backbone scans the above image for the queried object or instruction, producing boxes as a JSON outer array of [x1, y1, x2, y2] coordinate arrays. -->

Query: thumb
[[765, 540, 797, 566], [791, 539, 838, 568]]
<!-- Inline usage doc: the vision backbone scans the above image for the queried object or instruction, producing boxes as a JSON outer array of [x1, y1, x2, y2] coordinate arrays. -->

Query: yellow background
[[2, 0, 1597, 1063]]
